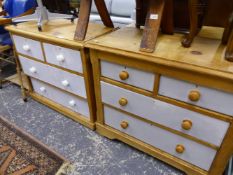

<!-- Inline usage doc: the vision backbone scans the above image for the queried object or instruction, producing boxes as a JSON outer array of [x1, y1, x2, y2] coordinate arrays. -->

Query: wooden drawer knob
[[176, 144, 185, 154], [120, 121, 129, 129], [119, 71, 129, 80], [119, 98, 128, 106], [188, 90, 201, 102], [182, 120, 193, 130]]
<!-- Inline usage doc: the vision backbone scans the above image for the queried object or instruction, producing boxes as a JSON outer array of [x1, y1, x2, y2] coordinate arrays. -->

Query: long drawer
[[159, 76, 233, 116], [19, 56, 87, 98], [31, 78, 90, 118], [13, 35, 44, 61], [101, 81, 229, 146], [101, 60, 155, 91], [43, 43, 83, 73], [104, 106, 217, 171]]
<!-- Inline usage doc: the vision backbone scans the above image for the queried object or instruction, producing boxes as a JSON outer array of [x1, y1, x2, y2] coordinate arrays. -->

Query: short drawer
[[159, 76, 233, 116], [101, 60, 155, 91], [12, 35, 44, 61], [43, 43, 83, 73], [104, 106, 217, 171], [31, 78, 90, 118], [101, 81, 229, 146], [19, 56, 87, 98]]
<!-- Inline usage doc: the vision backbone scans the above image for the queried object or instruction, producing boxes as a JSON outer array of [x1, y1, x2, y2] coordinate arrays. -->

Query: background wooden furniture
[[86, 26, 233, 175], [74, 0, 114, 41], [182, 0, 233, 48], [6, 19, 113, 129], [135, 0, 207, 53]]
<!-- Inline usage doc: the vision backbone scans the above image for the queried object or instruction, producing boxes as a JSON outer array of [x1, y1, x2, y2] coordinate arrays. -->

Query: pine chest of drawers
[[87, 26, 233, 174], [6, 20, 113, 129]]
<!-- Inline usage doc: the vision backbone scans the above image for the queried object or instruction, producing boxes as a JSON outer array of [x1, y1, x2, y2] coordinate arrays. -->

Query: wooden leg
[[222, 13, 233, 44], [94, 0, 114, 28], [74, 0, 92, 41], [182, 0, 198, 48], [136, 0, 144, 28], [161, 0, 174, 34], [140, 0, 165, 53], [225, 30, 233, 62], [14, 52, 27, 102]]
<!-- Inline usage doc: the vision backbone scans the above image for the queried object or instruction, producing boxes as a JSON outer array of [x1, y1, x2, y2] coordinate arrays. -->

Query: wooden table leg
[[94, 0, 114, 28], [225, 30, 233, 62], [140, 0, 165, 53], [74, 0, 92, 41], [182, 0, 198, 48]]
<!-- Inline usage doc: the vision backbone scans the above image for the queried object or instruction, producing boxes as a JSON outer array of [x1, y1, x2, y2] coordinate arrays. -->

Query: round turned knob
[[39, 87, 46, 92], [23, 44, 30, 52], [29, 67, 37, 73], [119, 98, 128, 106], [119, 71, 129, 80], [176, 145, 185, 154], [188, 90, 201, 102], [69, 100, 76, 107], [56, 54, 65, 62], [120, 121, 129, 129], [182, 120, 193, 130], [61, 80, 69, 87]]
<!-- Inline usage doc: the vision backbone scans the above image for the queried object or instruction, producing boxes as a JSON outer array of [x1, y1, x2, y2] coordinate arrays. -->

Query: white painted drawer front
[[104, 106, 217, 171], [19, 56, 87, 98], [12, 35, 44, 61], [101, 82, 229, 146], [31, 78, 90, 118], [159, 76, 233, 116], [101, 60, 155, 91], [43, 43, 83, 73]]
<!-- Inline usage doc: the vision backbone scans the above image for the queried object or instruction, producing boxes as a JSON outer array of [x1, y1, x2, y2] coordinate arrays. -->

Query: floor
[[0, 83, 183, 175]]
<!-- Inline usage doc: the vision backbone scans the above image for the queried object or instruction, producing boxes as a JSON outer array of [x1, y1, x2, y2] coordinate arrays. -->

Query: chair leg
[[161, 0, 174, 34], [94, 0, 114, 28], [225, 30, 233, 62], [140, 0, 165, 53], [182, 0, 199, 48], [136, 0, 144, 28], [74, 0, 92, 41], [222, 13, 233, 44]]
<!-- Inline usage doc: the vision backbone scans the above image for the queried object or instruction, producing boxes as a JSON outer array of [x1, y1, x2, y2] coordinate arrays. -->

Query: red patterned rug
[[0, 116, 69, 175]]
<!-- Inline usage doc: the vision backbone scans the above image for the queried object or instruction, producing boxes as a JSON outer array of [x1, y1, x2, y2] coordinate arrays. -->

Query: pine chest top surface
[[87, 26, 233, 81], [6, 19, 113, 48]]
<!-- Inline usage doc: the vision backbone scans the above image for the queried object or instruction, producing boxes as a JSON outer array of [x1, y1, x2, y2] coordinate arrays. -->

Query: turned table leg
[[182, 0, 198, 48], [140, 0, 165, 53]]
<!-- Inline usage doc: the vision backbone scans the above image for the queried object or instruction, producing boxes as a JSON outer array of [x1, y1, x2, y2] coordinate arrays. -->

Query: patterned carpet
[[0, 116, 67, 175], [0, 83, 183, 175]]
